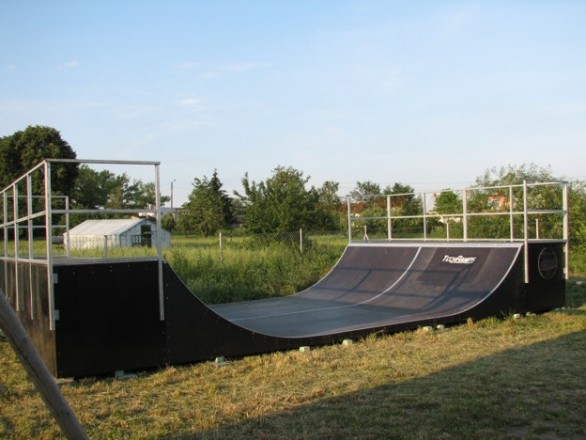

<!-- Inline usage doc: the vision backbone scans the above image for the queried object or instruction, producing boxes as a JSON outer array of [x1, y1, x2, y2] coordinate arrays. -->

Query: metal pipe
[[563, 184, 569, 279], [387, 195, 392, 241], [12, 184, 20, 311], [523, 180, 529, 284], [422, 193, 427, 241], [27, 174, 34, 320], [155, 163, 165, 321], [462, 189, 468, 242], [0, 289, 89, 440], [44, 162, 56, 330], [509, 186, 514, 242]]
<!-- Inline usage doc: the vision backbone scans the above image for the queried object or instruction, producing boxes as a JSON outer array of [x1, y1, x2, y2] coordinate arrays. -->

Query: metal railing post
[[44, 162, 56, 330], [462, 189, 468, 242], [509, 186, 514, 242], [0, 288, 89, 439], [27, 174, 34, 319], [155, 163, 165, 321], [12, 184, 20, 311], [563, 183, 569, 279], [523, 180, 529, 283], [422, 193, 427, 241], [387, 195, 392, 241]]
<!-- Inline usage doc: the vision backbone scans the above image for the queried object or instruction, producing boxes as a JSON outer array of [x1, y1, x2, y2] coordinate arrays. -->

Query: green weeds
[[164, 233, 346, 304]]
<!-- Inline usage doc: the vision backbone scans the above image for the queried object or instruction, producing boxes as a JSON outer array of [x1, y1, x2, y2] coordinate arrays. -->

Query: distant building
[[64, 218, 171, 250]]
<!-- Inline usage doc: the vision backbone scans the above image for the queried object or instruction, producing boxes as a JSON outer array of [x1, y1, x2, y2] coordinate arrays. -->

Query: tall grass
[[165, 233, 346, 304]]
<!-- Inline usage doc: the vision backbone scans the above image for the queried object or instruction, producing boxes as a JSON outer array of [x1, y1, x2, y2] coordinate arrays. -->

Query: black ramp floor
[[211, 245, 419, 319], [210, 243, 523, 338]]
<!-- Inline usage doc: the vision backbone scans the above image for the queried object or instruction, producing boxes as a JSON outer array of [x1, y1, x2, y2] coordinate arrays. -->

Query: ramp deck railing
[[346, 181, 569, 281], [0, 159, 165, 329]]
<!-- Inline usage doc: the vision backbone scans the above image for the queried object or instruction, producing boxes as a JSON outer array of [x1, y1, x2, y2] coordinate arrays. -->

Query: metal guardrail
[[346, 180, 569, 282], [0, 159, 165, 329]]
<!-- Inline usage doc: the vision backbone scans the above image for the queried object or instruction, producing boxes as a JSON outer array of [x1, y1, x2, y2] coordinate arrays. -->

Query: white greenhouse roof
[[66, 218, 149, 236]]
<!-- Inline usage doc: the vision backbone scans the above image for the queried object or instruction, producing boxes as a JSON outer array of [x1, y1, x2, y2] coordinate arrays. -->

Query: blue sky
[[1, 1, 585, 205]]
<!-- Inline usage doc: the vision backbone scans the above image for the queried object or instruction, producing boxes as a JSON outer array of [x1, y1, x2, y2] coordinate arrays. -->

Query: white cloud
[[177, 97, 203, 108], [58, 60, 80, 70]]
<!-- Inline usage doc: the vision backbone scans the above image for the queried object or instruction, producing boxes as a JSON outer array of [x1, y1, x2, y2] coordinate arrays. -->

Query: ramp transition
[[2, 241, 565, 378]]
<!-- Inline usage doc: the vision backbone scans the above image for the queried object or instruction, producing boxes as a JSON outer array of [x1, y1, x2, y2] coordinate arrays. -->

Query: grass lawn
[[1, 278, 585, 439]]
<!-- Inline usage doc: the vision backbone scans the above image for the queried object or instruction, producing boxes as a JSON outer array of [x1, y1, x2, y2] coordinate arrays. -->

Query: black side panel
[[54, 261, 166, 377], [525, 242, 566, 312], [163, 262, 298, 364]]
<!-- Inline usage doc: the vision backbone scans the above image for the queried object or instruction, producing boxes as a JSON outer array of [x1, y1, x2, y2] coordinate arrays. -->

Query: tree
[[72, 165, 117, 209], [236, 166, 318, 234], [72, 165, 169, 210], [314, 181, 342, 231], [181, 170, 233, 236], [385, 183, 423, 236], [434, 190, 463, 215], [0, 125, 78, 195], [474, 163, 556, 187], [470, 163, 562, 239], [383, 183, 421, 214], [162, 212, 176, 232], [350, 181, 381, 204]]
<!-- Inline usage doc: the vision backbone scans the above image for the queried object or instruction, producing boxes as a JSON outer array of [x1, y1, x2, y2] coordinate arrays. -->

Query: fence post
[[299, 229, 303, 254], [0, 289, 89, 439], [103, 235, 108, 258], [535, 219, 540, 239]]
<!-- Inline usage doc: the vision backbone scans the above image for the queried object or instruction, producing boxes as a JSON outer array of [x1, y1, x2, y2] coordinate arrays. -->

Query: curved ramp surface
[[210, 243, 523, 337]]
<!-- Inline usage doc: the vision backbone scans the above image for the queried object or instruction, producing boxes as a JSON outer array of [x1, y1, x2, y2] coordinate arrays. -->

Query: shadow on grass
[[178, 330, 586, 440]]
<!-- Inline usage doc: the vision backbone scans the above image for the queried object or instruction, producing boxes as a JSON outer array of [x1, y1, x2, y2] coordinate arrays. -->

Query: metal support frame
[[462, 189, 468, 242], [562, 184, 570, 280], [386, 195, 392, 241], [509, 186, 514, 242], [522, 180, 530, 283]]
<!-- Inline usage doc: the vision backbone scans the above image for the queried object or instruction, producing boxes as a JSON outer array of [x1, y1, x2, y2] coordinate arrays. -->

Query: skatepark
[[1, 159, 568, 378]]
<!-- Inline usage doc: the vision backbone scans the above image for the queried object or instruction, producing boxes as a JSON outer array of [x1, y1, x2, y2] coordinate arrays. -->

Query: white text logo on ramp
[[442, 255, 477, 264]]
